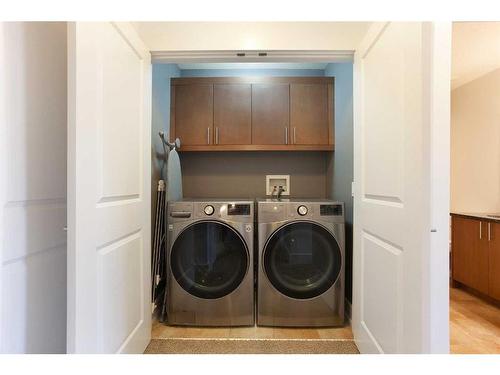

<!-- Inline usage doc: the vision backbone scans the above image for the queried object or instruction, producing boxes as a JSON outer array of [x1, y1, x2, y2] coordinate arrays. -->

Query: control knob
[[204, 205, 215, 216], [297, 205, 308, 216]]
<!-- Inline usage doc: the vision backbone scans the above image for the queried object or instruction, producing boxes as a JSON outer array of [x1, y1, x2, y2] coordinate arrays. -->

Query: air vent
[[258, 52, 267, 56], [236, 52, 245, 57]]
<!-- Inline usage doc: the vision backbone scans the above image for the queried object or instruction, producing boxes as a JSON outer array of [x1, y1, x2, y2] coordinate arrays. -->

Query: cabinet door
[[252, 84, 289, 145], [452, 217, 489, 294], [173, 84, 213, 146], [489, 222, 500, 299], [476, 221, 490, 295], [214, 84, 251, 145], [452, 216, 477, 286], [290, 83, 330, 145]]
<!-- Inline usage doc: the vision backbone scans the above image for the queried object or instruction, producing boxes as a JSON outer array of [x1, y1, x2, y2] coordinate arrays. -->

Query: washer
[[166, 199, 254, 326], [257, 199, 345, 327]]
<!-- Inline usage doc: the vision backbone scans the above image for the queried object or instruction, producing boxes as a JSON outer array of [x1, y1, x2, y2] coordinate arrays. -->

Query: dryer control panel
[[169, 200, 254, 223]]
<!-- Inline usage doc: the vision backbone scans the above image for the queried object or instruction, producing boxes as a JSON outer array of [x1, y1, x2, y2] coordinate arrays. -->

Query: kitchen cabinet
[[290, 83, 332, 145], [171, 84, 213, 146], [489, 222, 500, 299], [214, 84, 252, 145], [451, 214, 500, 300], [170, 77, 334, 151], [251, 83, 290, 145]]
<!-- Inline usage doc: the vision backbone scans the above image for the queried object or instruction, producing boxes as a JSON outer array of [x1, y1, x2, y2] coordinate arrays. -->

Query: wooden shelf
[[177, 144, 334, 152]]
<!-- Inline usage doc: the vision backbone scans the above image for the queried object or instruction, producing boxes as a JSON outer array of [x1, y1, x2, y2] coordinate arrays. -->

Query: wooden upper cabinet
[[489, 222, 500, 300], [290, 83, 332, 145], [252, 84, 290, 145], [172, 84, 213, 146], [214, 84, 251, 145], [171, 77, 334, 151]]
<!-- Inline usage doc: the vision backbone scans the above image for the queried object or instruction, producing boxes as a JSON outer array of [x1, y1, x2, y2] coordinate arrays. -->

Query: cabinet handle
[[479, 221, 482, 240], [215, 127, 219, 144], [285, 127, 288, 144], [293, 127, 296, 144], [488, 222, 491, 241], [207, 127, 210, 145]]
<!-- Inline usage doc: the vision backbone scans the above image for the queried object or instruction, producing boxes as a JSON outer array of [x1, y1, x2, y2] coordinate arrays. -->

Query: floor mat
[[145, 337, 359, 354]]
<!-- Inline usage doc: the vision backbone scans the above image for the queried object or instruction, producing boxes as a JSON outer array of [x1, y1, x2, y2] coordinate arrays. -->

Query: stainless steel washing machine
[[257, 199, 345, 327], [166, 199, 254, 326]]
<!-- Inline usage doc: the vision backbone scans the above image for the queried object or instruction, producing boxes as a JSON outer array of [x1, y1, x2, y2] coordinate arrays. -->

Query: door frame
[[149, 27, 451, 353]]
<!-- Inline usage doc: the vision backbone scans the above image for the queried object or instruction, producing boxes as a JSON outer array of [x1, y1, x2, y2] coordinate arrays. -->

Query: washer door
[[263, 221, 342, 299], [171, 221, 249, 299]]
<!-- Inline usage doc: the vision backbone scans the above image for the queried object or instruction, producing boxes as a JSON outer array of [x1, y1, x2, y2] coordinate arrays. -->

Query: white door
[[352, 22, 451, 353], [67, 22, 152, 353]]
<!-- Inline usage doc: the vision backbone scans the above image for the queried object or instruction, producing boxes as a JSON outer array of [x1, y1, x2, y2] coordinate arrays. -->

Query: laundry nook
[[146, 67, 354, 353]]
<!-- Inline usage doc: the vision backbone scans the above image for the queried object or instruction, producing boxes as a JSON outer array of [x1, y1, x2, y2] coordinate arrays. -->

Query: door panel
[[352, 22, 451, 353], [214, 84, 251, 145], [488, 222, 500, 299], [290, 83, 329, 145], [252, 84, 289, 145], [67, 22, 151, 353], [174, 84, 213, 146]]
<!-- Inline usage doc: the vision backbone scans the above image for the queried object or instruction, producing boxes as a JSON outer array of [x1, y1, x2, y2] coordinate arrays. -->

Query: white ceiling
[[452, 22, 500, 90], [177, 63, 329, 70], [132, 22, 371, 52]]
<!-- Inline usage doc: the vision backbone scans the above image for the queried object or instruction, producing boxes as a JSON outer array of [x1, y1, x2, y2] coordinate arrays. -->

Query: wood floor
[[450, 287, 500, 354], [152, 320, 354, 340], [151, 287, 500, 353]]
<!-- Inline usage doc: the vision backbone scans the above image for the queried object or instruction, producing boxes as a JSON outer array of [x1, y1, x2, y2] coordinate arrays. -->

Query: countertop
[[450, 212, 500, 222]]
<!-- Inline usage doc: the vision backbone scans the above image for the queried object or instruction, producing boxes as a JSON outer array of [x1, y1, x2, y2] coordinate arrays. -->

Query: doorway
[[449, 22, 500, 354], [149, 60, 356, 354]]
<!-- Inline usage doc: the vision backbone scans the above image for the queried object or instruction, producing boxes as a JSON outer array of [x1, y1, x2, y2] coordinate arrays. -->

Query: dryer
[[166, 199, 255, 326], [257, 199, 345, 327]]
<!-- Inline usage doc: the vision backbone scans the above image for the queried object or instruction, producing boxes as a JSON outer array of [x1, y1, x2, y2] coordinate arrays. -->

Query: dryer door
[[170, 221, 249, 299], [264, 222, 342, 299]]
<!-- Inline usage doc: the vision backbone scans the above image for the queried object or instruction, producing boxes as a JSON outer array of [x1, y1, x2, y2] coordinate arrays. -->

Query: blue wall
[[152, 63, 354, 301], [180, 68, 325, 77], [324, 62, 354, 302], [151, 64, 180, 236], [152, 63, 180, 179]]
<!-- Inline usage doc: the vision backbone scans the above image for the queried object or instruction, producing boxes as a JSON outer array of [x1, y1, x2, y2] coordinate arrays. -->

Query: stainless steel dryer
[[257, 199, 345, 327], [166, 199, 254, 326]]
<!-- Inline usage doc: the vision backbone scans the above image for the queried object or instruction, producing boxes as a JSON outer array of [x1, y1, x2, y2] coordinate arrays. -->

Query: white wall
[[0, 22, 67, 353], [133, 22, 370, 51], [451, 68, 500, 213]]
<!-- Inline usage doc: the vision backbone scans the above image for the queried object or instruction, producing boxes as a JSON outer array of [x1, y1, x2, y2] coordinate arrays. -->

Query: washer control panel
[[204, 205, 215, 216], [297, 205, 308, 216]]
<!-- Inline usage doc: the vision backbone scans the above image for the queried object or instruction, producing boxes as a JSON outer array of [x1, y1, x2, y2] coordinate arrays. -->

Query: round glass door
[[170, 221, 249, 299], [263, 221, 342, 299]]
